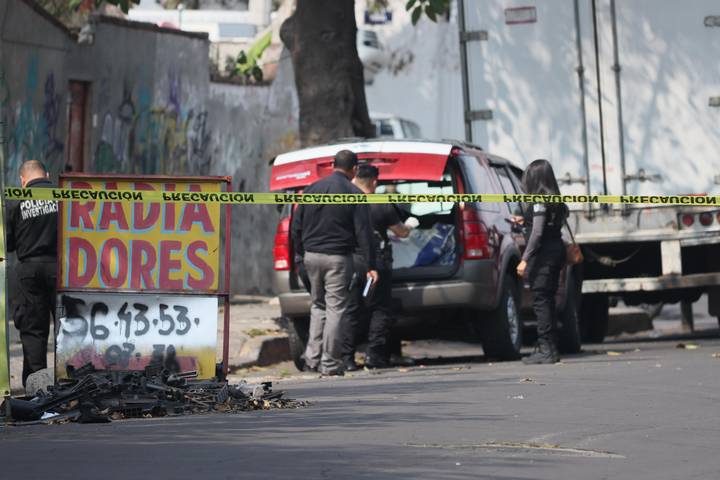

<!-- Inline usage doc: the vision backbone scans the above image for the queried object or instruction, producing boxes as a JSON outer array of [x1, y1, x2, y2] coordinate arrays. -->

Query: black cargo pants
[[528, 239, 565, 340], [15, 259, 57, 386], [365, 269, 394, 361], [341, 255, 367, 363]]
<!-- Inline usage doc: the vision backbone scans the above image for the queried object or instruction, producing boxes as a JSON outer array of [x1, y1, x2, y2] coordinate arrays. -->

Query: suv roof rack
[[328, 137, 370, 144], [441, 138, 484, 151]]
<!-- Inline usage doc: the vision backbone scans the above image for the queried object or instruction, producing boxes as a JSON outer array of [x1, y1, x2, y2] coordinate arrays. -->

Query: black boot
[[522, 336, 560, 365], [365, 348, 390, 369], [343, 358, 361, 372]]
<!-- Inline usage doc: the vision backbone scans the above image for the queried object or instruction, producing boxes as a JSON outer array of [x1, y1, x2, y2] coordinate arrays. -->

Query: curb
[[229, 334, 291, 370]]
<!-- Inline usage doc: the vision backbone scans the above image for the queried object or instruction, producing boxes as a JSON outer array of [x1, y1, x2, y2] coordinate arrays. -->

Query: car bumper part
[[278, 280, 495, 318]]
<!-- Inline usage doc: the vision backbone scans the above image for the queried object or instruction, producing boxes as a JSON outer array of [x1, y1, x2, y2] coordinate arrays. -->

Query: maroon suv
[[270, 140, 582, 367]]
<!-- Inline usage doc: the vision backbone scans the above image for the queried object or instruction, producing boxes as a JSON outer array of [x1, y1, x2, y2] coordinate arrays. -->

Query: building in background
[[355, 0, 464, 142], [128, 0, 269, 41], [128, 0, 273, 78]]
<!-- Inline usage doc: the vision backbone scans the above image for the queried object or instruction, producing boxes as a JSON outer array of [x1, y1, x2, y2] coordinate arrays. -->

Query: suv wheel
[[286, 317, 309, 371], [558, 276, 582, 354], [480, 275, 522, 360], [580, 295, 609, 343]]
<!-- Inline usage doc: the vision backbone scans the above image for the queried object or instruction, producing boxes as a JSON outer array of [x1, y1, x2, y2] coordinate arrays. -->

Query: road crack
[[404, 441, 625, 458]]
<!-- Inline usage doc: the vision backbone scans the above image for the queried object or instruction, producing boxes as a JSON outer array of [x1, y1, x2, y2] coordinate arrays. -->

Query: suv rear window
[[376, 174, 455, 217]]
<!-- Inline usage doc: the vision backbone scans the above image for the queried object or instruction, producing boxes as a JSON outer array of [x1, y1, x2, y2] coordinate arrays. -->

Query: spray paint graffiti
[[1, 56, 64, 183], [93, 71, 211, 175]]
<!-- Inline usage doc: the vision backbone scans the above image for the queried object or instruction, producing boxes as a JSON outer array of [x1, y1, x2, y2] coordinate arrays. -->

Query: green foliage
[[226, 30, 272, 84], [38, 0, 140, 24], [110, 0, 141, 13], [405, 0, 450, 25], [368, 0, 389, 13]]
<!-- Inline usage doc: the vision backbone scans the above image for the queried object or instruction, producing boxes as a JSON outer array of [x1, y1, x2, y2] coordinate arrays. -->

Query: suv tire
[[480, 275, 523, 360], [558, 274, 582, 354], [580, 295, 609, 343], [286, 317, 309, 371]]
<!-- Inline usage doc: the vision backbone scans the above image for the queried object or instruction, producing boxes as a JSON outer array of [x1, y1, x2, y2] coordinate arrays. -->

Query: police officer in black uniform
[[342, 165, 418, 369], [515, 159, 569, 365], [6, 160, 59, 386]]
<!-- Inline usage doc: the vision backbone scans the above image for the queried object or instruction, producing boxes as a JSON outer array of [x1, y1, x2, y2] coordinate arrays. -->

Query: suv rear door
[[271, 142, 457, 286], [270, 142, 453, 191]]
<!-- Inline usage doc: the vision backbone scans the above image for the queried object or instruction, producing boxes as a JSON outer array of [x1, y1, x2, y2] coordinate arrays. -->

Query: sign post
[[0, 171, 9, 396], [0, 54, 10, 396], [56, 174, 231, 379]]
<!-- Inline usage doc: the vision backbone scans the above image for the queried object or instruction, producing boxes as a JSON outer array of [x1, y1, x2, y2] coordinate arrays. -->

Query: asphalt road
[[2, 325, 719, 480]]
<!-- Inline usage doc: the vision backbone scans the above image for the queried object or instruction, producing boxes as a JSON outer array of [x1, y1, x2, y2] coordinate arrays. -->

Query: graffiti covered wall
[[2, 2, 299, 294], [1, 0, 70, 184], [66, 17, 213, 177], [208, 51, 299, 293]]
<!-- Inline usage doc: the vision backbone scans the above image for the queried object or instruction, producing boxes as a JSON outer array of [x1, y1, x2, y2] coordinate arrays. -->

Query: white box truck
[[457, 0, 720, 340]]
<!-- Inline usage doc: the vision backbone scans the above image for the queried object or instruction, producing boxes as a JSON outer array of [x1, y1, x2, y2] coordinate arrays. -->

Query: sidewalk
[[8, 295, 291, 394]]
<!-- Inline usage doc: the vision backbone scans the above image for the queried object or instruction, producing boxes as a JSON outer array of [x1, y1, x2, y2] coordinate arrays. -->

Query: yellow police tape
[[4, 187, 720, 205]]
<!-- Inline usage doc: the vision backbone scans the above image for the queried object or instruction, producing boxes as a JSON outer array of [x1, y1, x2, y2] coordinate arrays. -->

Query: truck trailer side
[[457, 0, 720, 340]]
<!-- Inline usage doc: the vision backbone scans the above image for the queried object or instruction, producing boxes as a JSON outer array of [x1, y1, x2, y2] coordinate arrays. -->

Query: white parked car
[[357, 29, 386, 84], [371, 113, 422, 139]]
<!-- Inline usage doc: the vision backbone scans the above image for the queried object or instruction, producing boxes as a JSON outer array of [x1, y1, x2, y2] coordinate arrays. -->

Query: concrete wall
[[1, 1, 300, 294], [67, 17, 212, 176], [207, 51, 299, 294], [1, 0, 72, 184]]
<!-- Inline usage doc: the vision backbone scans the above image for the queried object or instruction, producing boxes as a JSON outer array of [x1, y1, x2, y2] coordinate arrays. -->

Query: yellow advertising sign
[[59, 177, 224, 292]]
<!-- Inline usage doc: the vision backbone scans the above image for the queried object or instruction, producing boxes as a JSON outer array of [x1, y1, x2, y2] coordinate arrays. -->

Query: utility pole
[[177, 3, 185, 30]]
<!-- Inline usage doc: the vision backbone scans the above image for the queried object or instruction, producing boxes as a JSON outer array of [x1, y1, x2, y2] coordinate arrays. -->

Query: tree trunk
[[280, 0, 375, 146]]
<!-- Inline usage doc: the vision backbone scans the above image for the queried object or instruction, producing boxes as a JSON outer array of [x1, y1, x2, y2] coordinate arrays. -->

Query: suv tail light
[[461, 207, 490, 259], [699, 212, 713, 226], [273, 217, 291, 270]]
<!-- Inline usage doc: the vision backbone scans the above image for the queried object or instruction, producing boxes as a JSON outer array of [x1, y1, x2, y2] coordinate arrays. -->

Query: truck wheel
[[580, 295, 609, 343], [480, 276, 523, 360], [558, 280, 582, 354], [286, 317, 309, 371]]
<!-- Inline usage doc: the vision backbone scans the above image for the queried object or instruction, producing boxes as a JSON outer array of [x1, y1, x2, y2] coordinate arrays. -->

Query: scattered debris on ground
[[244, 328, 283, 338], [1, 364, 308, 425], [519, 377, 547, 385], [675, 343, 699, 350]]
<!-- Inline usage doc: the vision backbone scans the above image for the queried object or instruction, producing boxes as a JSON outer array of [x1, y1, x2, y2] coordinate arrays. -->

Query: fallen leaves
[[244, 328, 281, 337], [519, 377, 546, 386]]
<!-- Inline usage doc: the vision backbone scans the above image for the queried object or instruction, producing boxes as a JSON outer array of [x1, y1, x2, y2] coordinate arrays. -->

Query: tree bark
[[280, 0, 375, 146]]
